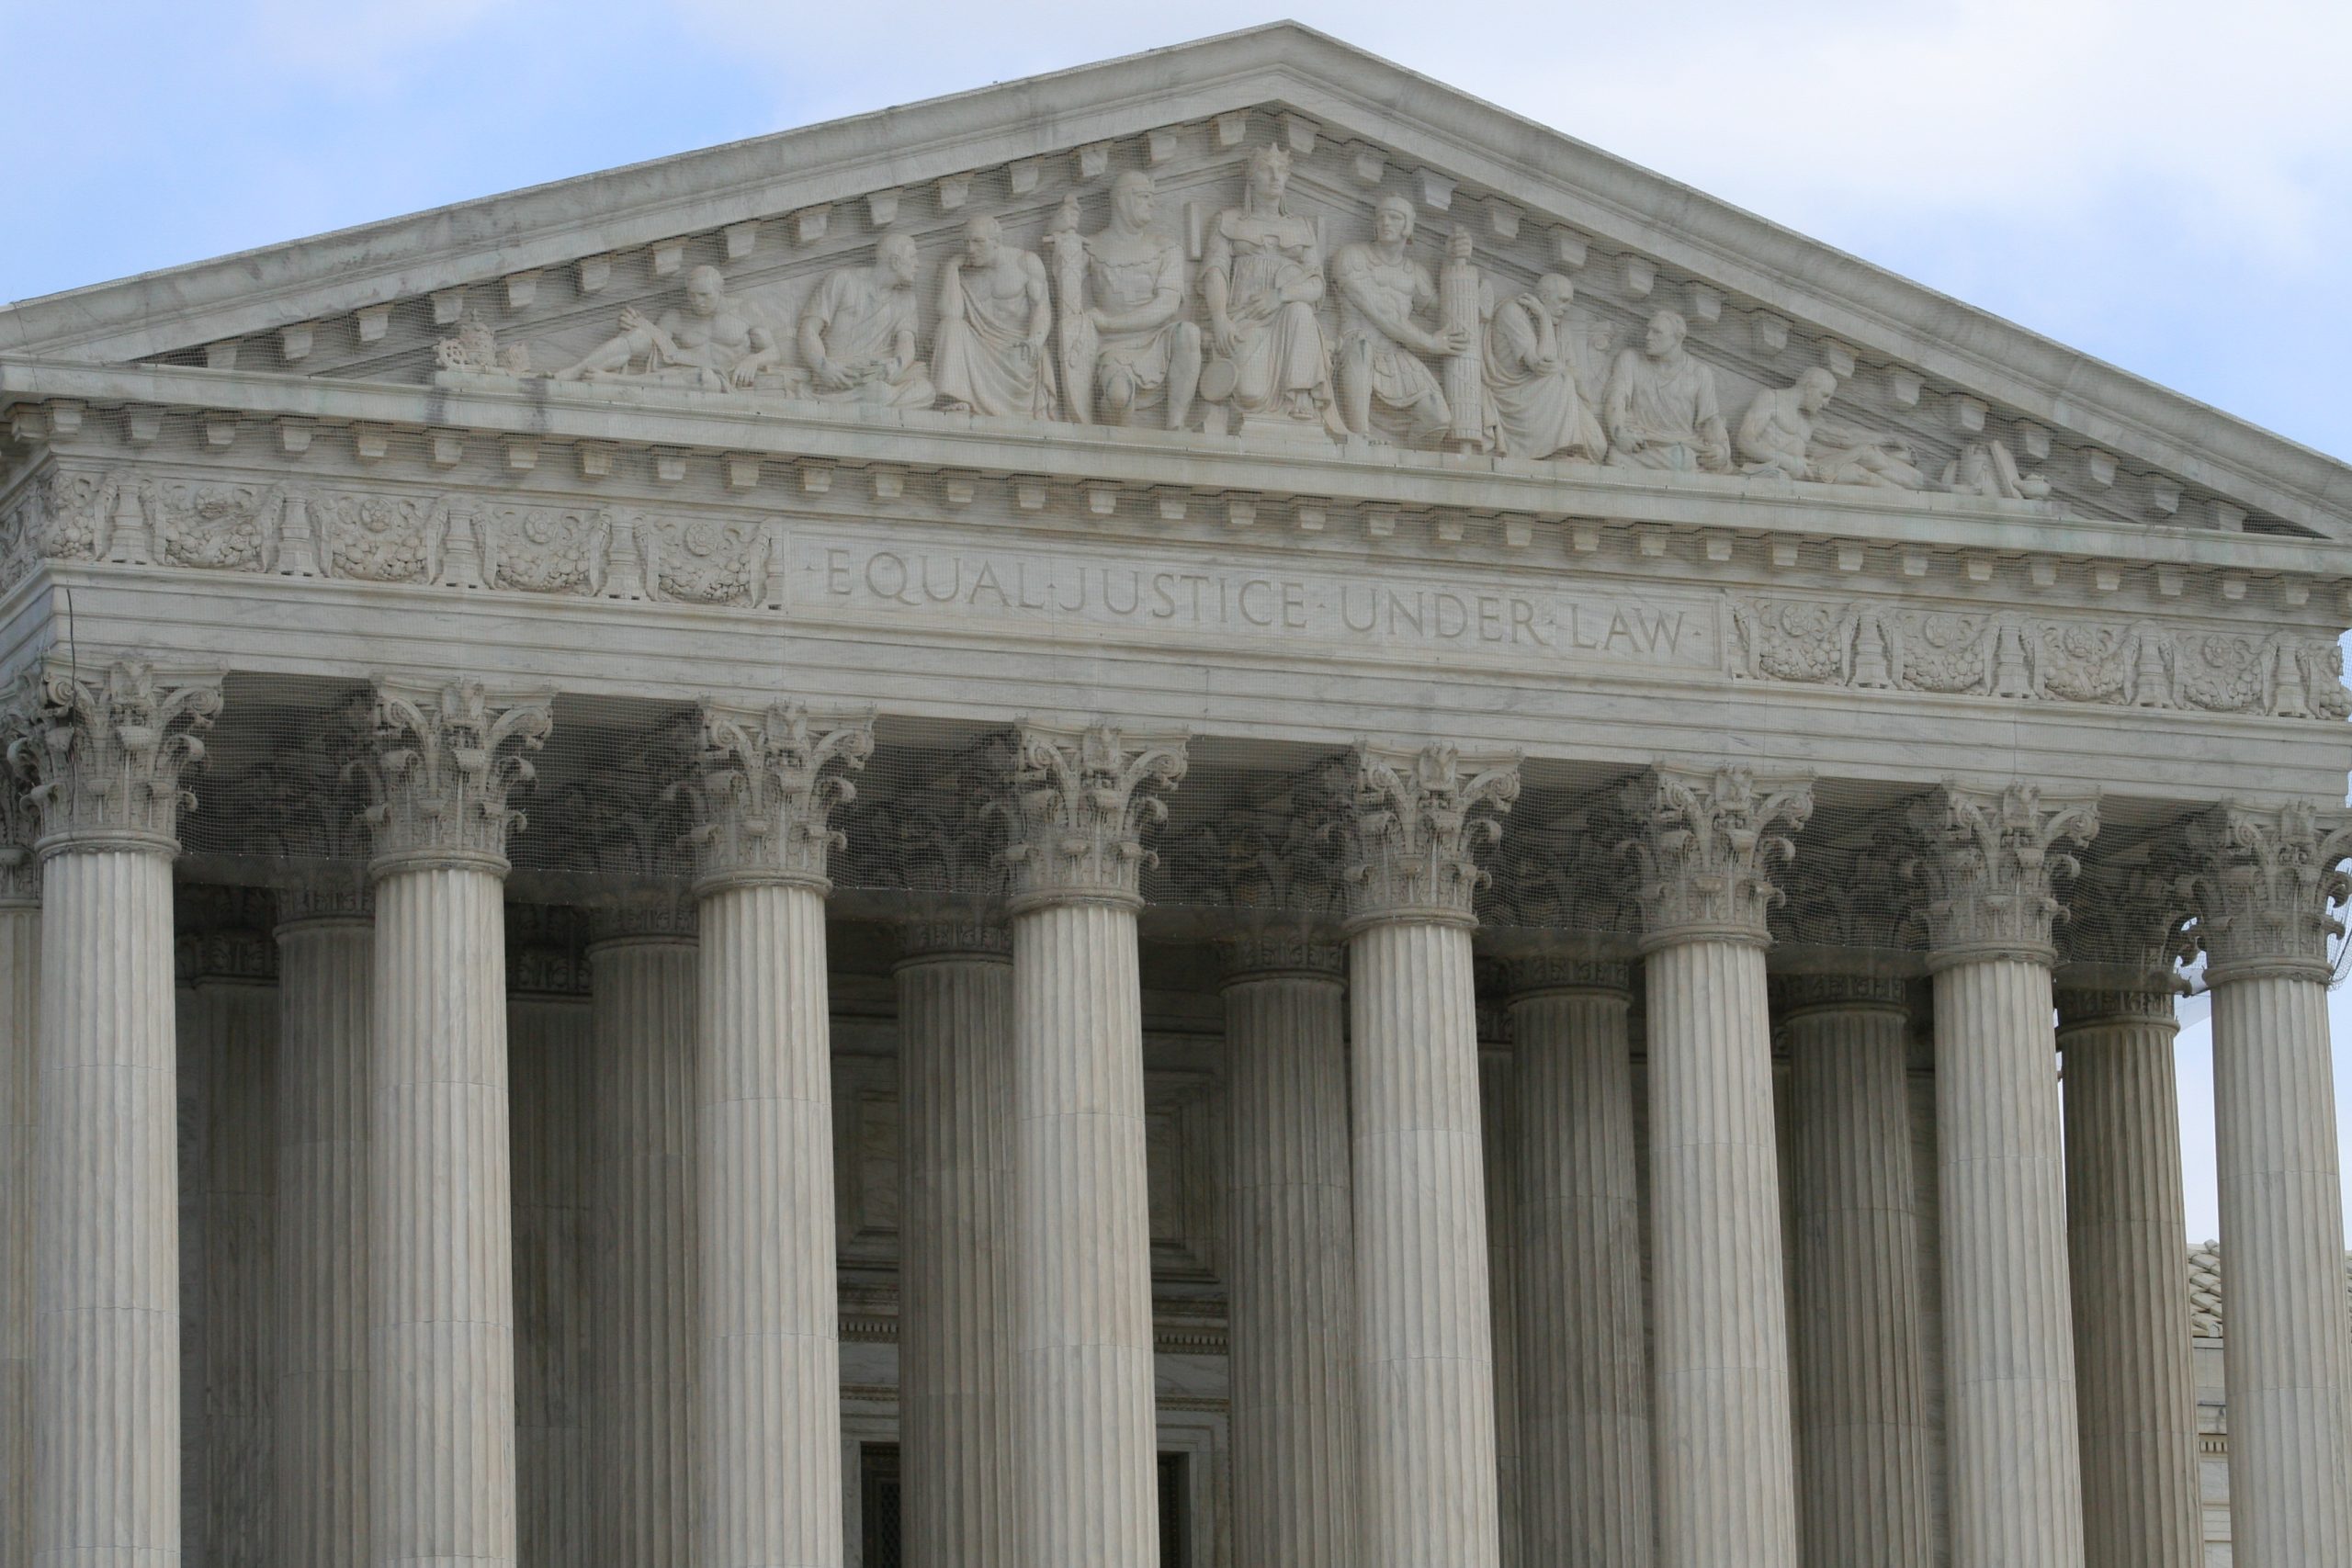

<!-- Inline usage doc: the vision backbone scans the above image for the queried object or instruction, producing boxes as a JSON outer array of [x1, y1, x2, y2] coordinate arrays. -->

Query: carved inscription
[[790, 534, 1713, 668]]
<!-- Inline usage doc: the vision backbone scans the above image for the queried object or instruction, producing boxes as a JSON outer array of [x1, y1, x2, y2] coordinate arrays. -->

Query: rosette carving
[[673, 701, 875, 893], [1623, 764, 1813, 945], [358, 678, 553, 874], [4, 660, 223, 855], [1906, 782, 2098, 965], [1001, 720, 1187, 909], [2183, 799, 2352, 982], [1339, 741, 1521, 927]]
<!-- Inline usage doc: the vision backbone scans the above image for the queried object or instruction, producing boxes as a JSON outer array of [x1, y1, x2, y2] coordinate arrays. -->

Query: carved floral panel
[[1730, 593, 2349, 721]]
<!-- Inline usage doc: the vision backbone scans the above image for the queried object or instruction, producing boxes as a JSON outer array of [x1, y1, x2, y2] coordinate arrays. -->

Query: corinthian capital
[[1340, 741, 1521, 928], [0, 757, 37, 903], [360, 677, 552, 875], [1908, 782, 2098, 966], [676, 700, 875, 893], [1623, 765, 1813, 947], [1001, 720, 1187, 910], [4, 660, 223, 856], [2186, 799, 2352, 982]]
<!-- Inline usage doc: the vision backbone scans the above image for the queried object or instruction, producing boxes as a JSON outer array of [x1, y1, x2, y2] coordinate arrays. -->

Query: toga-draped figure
[[1329, 195, 1464, 445], [1736, 367, 1926, 488], [1201, 144, 1345, 435], [797, 232, 936, 410], [1483, 272, 1608, 461], [1604, 309, 1731, 473], [933, 214, 1056, 420]]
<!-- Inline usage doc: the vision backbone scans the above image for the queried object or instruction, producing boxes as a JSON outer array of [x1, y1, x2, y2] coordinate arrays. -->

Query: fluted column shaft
[[1012, 898, 1159, 1568], [0, 894, 34, 1568], [587, 931, 699, 1568], [2056, 991, 2199, 1568], [697, 880, 841, 1568], [370, 864, 519, 1567], [1933, 956, 2084, 1567], [271, 916, 372, 1568], [1222, 950, 1357, 1568], [1507, 975, 1651, 1567], [898, 934, 1016, 1568], [1783, 979, 1935, 1568], [1478, 1048, 1522, 1568], [1644, 937, 1797, 1566], [34, 850, 182, 1567], [1349, 918, 1502, 1568], [2208, 970, 2352, 1562]]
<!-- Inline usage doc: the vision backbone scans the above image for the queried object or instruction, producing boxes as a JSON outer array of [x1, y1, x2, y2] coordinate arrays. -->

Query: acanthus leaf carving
[[1001, 720, 1187, 909], [1481, 791, 1642, 937], [1161, 756, 1350, 929], [3, 660, 223, 854], [0, 717, 40, 903], [1905, 781, 2098, 964], [836, 731, 1016, 909], [2184, 799, 2352, 982], [357, 677, 552, 873], [1339, 740, 1520, 927], [1623, 764, 1813, 945], [673, 700, 875, 892]]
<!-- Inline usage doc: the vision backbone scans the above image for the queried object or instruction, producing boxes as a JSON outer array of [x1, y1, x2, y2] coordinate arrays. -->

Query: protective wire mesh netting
[[169, 671, 2213, 976]]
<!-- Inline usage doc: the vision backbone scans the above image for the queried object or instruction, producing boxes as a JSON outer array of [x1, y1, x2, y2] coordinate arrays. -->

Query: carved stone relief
[[1729, 594, 2351, 720]]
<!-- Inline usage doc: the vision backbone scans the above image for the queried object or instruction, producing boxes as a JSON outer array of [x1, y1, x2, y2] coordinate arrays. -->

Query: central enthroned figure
[[1200, 144, 1346, 437], [933, 214, 1056, 419], [1056, 172, 1202, 429], [1331, 195, 1466, 444]]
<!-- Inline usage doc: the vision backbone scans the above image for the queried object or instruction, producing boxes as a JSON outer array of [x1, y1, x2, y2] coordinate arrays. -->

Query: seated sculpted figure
[[933, 215, 1055, 420], [1484, 272, 1608, 461], [1330, 196, 1466, 445], [1052, 172, 1202, 428], [1737, 367, 1927, 489], [554, 265, 791, 391], [1200, 144, 1346, 435], [796, 233, 935, 409], [1604, 309, 1731, 473]]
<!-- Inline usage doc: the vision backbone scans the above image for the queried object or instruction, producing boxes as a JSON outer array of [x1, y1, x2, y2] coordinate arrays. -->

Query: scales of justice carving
[[442, 142, 2043, 498]]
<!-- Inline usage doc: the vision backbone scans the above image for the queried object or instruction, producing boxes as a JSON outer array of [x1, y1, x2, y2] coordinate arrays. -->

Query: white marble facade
[[4, 22, 2352, 1568]]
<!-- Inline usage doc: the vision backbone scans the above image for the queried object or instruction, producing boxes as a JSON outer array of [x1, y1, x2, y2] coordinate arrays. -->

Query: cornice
[[5, 387, 2346, 641]]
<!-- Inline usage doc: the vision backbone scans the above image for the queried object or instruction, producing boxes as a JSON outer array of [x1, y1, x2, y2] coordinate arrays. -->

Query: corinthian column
[[1625, 765, 1812, 1568], [1777, 972, 1935, 1567], [1503, 954, 1651, 1568], [676, 701, 873, 1568], [1221, 930, 1357, 1568], [898, 910, 1015, 1568], [361, 677, 552, 1568], [2185, 801, 2352, 1566], [271, 882, 373, 1568], [1001, 721, 1187, 1568], [1340, 741, 1520, 1568], [1912, 782, 2098, 1568], [2054, 863, 2199, 1568], [586, 897, 699, 1568], [0, 771, 35, 1568], [6, 661, 221, 1568]]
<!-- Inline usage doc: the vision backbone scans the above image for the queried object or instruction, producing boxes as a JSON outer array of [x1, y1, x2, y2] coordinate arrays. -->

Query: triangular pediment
[[4, 22, 2346, 541]]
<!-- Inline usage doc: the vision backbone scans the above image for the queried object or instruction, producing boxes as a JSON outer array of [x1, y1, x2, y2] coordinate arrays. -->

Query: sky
[[6, 1, 2351, 1240]]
